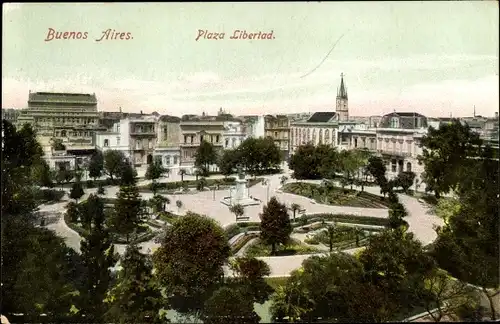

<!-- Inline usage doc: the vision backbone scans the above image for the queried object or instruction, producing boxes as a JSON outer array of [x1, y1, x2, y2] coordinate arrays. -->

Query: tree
[[237, 137, 281, 177], [229, 203, 245, 221], [430, 147, 499, 319], [217, 149, 237, 177], [153, 212, 231, 315], [52, 138, 66, 151], [195, 141, 217, 176], [395, 171, 416, 193], [179, 169, 187, 182], [203, 286, 260, 324], [69, 179, 85, 203], [289, 143, 336, 180], [290, 203, 301, 223], [366, 156, 387, 186], [197, 177, 207, 191], [118, 160, 138, 186], [66, 201, 81, 223], [79, 194, 117, 321], [104, 243, 164, 324], [111, 184, 145, 243], [103, 150, 126, 181], [175, 199, 183, 213], [280, 175, 288, 187], [145, 161, 166, 195], [259, 196, 292, 255], [359, 230, 436, 316], [418, 120, 483, 198], [418, 269, 477, 322], [326, 225, 336, 252], [31, 159, 54, 188], [270, 253, 366, 322], [88, 150, 104, 181], [227, 257, 273, 304], [97, 183, 106, 195]]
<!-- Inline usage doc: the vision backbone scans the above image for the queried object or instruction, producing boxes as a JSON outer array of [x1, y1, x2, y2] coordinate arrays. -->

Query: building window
[[406, 162, 412, 172], [225, 139, 229, 147], [216, 135, 220, 143], [148, 139, 153, 149], [390, 117, 399, 128], [104, 139, 109, 147], [116, 137, 120, 146], [391, 159, 397, 173], [173, 156, 178, 164], [165, 156, 171, 165], [184, 135, 188, 144], [163, 127, 168, 138], [398, 160, 404, 173], [354, 138, 358, 148]]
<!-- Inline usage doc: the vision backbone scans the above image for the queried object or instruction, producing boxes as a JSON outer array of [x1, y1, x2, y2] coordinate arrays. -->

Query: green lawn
[[245, 238, 320, 257], [283, 182, 390, 208]]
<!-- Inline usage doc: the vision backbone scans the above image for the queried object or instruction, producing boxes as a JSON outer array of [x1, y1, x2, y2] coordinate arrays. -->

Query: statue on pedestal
[[236, 163, 245, 180]]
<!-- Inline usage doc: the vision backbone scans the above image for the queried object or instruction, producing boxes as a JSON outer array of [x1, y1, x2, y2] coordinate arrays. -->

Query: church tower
[[336, 73, 349, 121]]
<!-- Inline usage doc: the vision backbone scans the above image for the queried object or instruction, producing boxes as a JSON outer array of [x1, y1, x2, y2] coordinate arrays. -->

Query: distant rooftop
[[28, 92, 97, 105], [306, 112, 337, 123]]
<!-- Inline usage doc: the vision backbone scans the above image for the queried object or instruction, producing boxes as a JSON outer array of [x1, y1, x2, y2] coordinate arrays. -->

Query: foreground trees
[[418, 120, 482, 199], [153, 212, 231, 315], [105, 243, 164, 323]]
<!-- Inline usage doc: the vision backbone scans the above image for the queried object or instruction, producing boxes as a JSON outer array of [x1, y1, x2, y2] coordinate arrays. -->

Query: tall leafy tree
[[1, 120, 80, 319], [145, 161, 166, 195], [69, 179, 85, 203], [118, 160, 138, 186], [395, 171, 416, 193], [104, 243, 164, 324], [366, 156, 387, 185], [195, 140, 217, 176], [88, 150, 104, 181], [227, 257, 273, 304], [203, 286, 260, 324], [79, 194, 117, 321], [217, 149, 238, 177], [111, 184, 145, 243], [259, 196, 292, 255], [31, 159, 54, 188], [103, 150, 126, 181], [229, 203, 245, 220], [153, 212, 230, 316], [418, 120, 483, 198], [430, 146, 499, 319]]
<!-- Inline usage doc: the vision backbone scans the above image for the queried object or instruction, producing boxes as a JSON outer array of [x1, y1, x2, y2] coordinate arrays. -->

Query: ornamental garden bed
[[304, 225, 369, 248], [244, 238, 320, 257], [230, 233, 259, 255], [63, 207, 154, 244], [297, 213, 390, 227], [283, 182, 390, 208], [137, 177, 265, 193]]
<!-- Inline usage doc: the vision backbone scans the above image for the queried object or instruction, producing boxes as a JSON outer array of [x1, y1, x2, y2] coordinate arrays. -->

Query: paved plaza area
[[38, 169, 444, 277]]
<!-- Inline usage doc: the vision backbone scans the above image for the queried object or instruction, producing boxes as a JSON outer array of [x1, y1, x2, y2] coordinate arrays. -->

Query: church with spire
[[336, 73, 349, 121]]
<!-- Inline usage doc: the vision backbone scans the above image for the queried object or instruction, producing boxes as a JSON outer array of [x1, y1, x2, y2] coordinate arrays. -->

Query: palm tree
[[326, 224, 336, 252], [229, 203, 245, 221], [179, 169, 187, 182], [280, 175, 288, 187], [176, 199, 183, 213], [290, 203, 301, 223], [197, 177, 207, 191]]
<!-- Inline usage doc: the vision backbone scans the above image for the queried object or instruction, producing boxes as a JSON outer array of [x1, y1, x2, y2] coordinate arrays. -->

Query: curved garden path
[[38, 168, 444, 277]]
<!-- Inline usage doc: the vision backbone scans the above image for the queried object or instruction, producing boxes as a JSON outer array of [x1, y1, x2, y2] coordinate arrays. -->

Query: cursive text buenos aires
[[44, 28, 133, 42], [195, 29, 275, 41]]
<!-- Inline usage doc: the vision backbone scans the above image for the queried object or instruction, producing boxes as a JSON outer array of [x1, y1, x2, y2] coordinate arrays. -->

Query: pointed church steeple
[[337, 73, 348, 100]]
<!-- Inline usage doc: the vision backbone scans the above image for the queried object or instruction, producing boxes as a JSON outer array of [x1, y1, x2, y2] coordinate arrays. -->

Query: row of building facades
[[2, 75, 498, 187]]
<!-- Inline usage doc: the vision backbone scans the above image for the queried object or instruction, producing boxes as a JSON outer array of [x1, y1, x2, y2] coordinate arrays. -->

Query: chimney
[[495, 112, 499, 119], [140, 110, 143, 115]]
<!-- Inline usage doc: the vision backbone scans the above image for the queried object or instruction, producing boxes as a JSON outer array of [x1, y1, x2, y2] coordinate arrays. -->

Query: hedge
[[34, 188, 66, 203], [231, 233, 259, 255], [300, 213, 390, 227], [224, 222, 261, 240]]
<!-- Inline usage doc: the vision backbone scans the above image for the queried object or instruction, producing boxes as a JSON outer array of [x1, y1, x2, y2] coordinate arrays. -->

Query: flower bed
[[245, 239, 320, 257], [283, 182, 390, 208]]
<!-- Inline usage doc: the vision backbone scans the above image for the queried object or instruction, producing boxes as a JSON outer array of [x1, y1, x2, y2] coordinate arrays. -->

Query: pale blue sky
[[2, 2, 498, 117]]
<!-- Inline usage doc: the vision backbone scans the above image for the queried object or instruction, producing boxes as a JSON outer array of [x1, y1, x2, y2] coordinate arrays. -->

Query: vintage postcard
[[2, 2, 498, 324]]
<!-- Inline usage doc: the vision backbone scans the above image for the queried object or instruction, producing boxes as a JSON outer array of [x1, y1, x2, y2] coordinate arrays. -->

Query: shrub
[[35, 188, 66, 203], [86, 180, 95, 188], [231, 233, 259, 254], [304, 237, 320, 245]]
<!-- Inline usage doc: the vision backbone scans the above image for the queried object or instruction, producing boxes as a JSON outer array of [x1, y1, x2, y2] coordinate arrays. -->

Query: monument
[[220, 165, 260, 206]]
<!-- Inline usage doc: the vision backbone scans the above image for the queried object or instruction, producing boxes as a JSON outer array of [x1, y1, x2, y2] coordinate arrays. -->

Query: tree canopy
[[259, 197, 292, 255]]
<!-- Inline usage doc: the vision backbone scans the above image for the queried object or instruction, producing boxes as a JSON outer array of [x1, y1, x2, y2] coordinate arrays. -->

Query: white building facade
[[222, 121, 246, 149]]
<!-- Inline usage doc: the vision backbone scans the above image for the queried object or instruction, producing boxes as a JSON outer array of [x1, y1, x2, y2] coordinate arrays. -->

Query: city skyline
[[2, 2, 499, 118]]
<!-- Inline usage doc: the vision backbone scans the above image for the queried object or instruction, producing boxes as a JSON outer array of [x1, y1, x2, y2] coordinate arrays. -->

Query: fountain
[[220, 165, 260, 207]]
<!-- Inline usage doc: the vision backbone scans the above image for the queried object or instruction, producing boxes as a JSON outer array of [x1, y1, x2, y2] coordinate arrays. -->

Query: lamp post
[[213, 186, 216, 201]]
